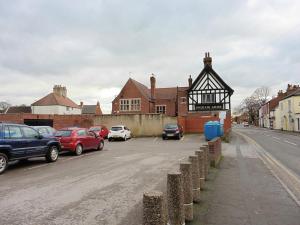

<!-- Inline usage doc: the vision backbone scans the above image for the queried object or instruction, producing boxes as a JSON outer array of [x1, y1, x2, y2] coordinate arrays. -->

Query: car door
[[3, 125, 27, 159], [77, 129, 89, 150], [21, 126, 47, 157], [87, 131, 99, 149]]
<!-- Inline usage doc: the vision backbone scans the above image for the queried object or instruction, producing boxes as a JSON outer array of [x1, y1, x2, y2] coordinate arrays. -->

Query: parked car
[[55, 127, 104, 155], [32, 126, 56, 137], [0, 122, 60, 174], [108, 125, 131, 141], [162, 124, 183, 140], [243, 122, 249, 127], [89, 126, 109, 139]]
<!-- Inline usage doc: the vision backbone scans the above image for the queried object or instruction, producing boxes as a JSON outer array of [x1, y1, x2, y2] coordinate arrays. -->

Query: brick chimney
[[80, 101, 83, 108], [203, 52, 212, 67], [53, 85, 67, 97], [95, 101, 102, 115], [150, 74, 156, 100], [188, 75, 193, 88], [277, 90, 284, 98]]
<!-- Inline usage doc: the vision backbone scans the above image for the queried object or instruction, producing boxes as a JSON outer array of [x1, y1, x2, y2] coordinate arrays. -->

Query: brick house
[[111, 76, 190, 116], [80, 101, 103, 115]]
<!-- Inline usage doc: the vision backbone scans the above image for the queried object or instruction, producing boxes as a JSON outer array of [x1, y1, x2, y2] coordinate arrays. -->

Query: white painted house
[[31, 85, 81, 115]]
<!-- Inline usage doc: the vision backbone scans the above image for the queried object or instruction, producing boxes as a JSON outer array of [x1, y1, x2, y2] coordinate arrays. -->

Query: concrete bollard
[[200, 146, 209, 179], [143, 191, 167, 225], [195, 150, 205, 190], [167, 172, 184, 225], [188, 156, 201, 203], [180, 162, 193, 221]]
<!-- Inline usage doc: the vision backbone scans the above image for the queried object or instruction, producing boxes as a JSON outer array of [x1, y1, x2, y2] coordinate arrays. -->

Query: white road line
[[153, 137, 158, 142], [25, 164, 49, 171], [272, 136, 280, 140], [284, 140, 297, 146], [180, 136, 185, 141]]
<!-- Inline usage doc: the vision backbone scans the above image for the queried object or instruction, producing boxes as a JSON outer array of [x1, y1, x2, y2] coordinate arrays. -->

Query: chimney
[[80, 101, 83, 108], [203, 52, 212, 67], [188, 75, 193, 88], [277, 90, 284, 98], [95, 101, 102, 115], [150, 74, 156, 100], [53, 85, 67, 97]]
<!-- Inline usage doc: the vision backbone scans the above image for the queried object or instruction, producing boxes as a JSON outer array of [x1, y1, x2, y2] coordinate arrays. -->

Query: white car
[[108, 125, 131, 141]]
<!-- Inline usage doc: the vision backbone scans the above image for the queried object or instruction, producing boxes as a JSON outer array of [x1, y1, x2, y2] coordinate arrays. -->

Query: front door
[[21, 126, 47, 156]]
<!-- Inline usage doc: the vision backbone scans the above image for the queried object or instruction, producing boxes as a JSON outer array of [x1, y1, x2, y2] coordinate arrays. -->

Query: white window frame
[[156, 105, 166, 114], [202, 93, 215, 104], [119, 98, 141, 112]]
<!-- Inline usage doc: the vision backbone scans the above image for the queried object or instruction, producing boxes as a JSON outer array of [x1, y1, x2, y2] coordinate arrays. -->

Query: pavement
[[188, 127, 300, 225], [0, 134, 204, 225]]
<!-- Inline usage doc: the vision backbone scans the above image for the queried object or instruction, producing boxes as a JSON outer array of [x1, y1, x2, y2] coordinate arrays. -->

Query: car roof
[[0, 122, 28, 127], [111, 125, 124, 127], [59, 127, 84, 131]]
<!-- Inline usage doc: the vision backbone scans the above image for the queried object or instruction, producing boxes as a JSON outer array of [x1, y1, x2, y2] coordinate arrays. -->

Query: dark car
[[55, 127, 104, 155], [0, 123, 61, 174], [162, 124, 183, 140], [32, 126, 56, 137]]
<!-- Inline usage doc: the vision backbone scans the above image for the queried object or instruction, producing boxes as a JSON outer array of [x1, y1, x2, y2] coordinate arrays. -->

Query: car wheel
[[108, 138, 112, 142], [75, 144, 83, 156], [46, 145, 59, 162], [0, 153, 8, 174], [97, 140, 104, 151], [176, 134, 181, 140]]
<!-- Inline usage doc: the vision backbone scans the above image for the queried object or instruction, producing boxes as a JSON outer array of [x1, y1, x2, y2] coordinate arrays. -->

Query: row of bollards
[[143, 144, 212, 225]]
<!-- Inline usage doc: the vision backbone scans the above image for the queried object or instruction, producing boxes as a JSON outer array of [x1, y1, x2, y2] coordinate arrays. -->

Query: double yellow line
[[235, 131, 300, 207]]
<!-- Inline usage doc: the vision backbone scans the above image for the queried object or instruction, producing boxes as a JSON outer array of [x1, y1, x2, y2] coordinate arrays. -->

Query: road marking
[[236, 131, 300, 207], [180, 136, 185, 141], [272, 136, 280, 140], [153, 137, 158, 142], [25, 164, 49, 171], [284, 140, 297, 146]]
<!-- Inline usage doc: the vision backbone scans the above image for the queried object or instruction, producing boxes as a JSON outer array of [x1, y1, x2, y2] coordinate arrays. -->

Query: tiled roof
[[32, 93, 80, 108], [6, 106, 32, 114], [283, 88, 300, 100], [81, 105, 98, 114], [130, 79, 151, 100], [155, 87, 188, 99]]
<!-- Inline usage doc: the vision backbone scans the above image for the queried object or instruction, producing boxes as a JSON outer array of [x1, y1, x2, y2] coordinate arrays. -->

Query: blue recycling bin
[[204, 121, 219, 141]]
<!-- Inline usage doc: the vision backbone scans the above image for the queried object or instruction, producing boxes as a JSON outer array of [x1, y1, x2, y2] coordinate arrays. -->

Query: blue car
[[0, 122, 61, 174]]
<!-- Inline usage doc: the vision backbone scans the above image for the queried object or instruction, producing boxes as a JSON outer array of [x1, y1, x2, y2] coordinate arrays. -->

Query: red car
[[89, 126, 109, 139], [55, 128, 104, 155]]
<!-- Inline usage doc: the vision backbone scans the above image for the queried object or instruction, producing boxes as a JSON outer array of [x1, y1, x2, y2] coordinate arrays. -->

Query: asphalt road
[[234, 125, 300, 176], [0, 135, 203, 225]]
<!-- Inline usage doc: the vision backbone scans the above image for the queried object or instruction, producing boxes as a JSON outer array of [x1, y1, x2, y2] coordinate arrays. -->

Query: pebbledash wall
[[0, 112, 231, 136]]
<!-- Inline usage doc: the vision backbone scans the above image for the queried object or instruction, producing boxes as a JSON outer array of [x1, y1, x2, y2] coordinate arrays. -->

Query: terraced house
[[279, 88, 300, 132]]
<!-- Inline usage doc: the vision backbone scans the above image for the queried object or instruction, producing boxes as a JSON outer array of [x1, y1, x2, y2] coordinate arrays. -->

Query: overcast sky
[[0, 0, 299, 113]]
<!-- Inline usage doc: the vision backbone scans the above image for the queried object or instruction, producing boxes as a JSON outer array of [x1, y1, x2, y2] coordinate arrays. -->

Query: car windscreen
[[55, 130, 72, 137], [111, 127, 123, 131], [90, 127, 101, 132], [164, 124, 178, 129]]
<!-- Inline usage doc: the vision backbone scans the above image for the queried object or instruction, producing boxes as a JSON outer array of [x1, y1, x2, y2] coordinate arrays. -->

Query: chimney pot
[[150, 74, 156, 100], [188, 75, 193, 88], [203, 52, 212, 67]]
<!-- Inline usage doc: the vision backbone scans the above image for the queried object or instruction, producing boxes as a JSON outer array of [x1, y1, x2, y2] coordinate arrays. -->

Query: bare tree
[[252, 86, 270, 104], [0, 101, 10, 112]]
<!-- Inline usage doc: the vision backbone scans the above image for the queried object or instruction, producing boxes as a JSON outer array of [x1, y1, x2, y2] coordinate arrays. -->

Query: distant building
[[5, 106, 32, 114], [279, 87, 300, 132], [31, 85, 81, 115], [81, 101, 103, 115]]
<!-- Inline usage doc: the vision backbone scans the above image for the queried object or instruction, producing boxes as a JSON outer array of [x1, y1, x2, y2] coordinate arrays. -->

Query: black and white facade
[[188, 53, 234, 112]]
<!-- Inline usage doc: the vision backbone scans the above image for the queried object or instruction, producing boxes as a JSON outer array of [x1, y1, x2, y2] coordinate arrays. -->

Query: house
[[6, 106, 32, 114], [258, 84, 299, 130], [81, 101, 103, 115], [279, 87, 300, 132], [187, 52, 234, 112], [31, 85, 81, 115], [112, 75, 189, 116]]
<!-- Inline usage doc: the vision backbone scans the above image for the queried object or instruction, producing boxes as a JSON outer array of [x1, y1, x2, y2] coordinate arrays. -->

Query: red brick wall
[[178, 111, 232, 134]]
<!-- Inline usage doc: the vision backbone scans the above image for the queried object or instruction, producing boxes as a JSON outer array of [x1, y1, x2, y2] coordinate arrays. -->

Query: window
[[202, 93, 215, 103], [111, 127, 123, 131], [37, 127, 49, 135], [66, 107, 70, 111], [55, 130, 72, 137], [288, 100, 291, 111], [22, 127, 39, 139], [77, 130, 87, 136], [131, 99, 141, 111], [7, 126, 23, 139], [4, 126, 10, 139], [120, 99, 130, 111], [120, 98, 141, 111], [156, 105, 166, 114]]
